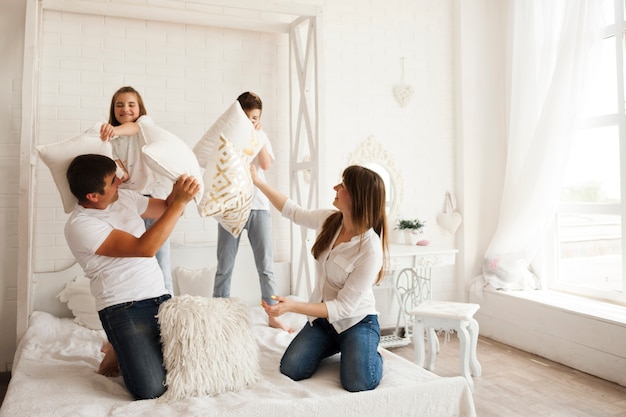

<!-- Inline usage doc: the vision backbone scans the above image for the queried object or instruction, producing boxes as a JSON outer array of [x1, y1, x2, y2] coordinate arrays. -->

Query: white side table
[[411, 300, 482, 391], [378, 245, 457, 348]]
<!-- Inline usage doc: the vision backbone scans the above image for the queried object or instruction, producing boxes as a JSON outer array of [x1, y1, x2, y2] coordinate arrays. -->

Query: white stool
[[410, 300, 482, 391]]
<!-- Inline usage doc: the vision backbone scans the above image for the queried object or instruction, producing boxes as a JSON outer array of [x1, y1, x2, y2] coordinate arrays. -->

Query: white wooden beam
[[42, 0, 319, 33]]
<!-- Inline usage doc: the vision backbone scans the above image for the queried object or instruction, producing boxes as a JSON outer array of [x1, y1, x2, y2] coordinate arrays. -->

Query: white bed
[[0, 264, 476, 417]]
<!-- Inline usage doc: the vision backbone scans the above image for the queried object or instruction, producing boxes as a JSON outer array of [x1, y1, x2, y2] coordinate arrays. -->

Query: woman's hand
[[262, 295, 291, 317], [249, 164, 288, 213], [250, 164, 262, 186], [263, 296, 329, 319]]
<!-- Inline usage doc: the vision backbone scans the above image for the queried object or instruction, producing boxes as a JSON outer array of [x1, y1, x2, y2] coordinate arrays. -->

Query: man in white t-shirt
[[64, 154, 199, 400]]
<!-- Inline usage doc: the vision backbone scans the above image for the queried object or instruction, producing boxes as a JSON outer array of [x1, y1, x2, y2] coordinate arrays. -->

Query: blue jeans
[[98, 294, 171, 400], [280, 315, 383, 392], [144, 218, 173, 294], [214, 210, 277, 303]]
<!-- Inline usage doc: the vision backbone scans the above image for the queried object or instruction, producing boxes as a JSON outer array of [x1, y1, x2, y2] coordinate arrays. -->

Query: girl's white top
[[110, 115, 170, 198]]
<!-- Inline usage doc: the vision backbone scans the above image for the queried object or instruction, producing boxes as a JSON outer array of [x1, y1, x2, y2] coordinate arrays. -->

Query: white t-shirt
[[250, 130, 274, 211], [280, 199, 382, 333], [64, 189, 167, 311], [110, 115, 170, 198]]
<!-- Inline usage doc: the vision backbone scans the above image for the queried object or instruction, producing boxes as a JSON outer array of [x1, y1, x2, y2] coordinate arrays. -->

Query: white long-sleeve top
[[281, 199, 382, 333]]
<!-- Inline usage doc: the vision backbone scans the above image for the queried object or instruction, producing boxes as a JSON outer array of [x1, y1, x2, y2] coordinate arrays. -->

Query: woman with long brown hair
[[253, 164, 389, 392]]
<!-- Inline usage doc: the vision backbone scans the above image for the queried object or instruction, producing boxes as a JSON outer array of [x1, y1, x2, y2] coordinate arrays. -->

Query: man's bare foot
[[268, 315, 295, 333], [97, 342, 120, 377]]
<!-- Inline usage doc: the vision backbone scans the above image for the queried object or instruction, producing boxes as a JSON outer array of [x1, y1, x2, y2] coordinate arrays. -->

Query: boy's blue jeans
[[280, 315, 383, 392], [98, 294, 171, 400], [214, 210, 277, 303]]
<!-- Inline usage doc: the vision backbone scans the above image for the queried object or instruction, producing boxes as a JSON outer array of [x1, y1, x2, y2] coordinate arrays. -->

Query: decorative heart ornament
[[393, 57, 414, 107], [437, 211, 462, 234], [393, 84, 414, 107]]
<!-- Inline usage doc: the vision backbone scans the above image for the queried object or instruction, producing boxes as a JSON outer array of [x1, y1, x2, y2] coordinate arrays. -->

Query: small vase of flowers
[[395, 218, 429, 246]]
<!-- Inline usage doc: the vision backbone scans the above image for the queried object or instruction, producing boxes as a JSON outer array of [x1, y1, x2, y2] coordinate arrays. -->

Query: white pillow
[[36, 123, 112, 214], [174, 265, 215, 297], [138, 118, 205, 205], [193, 100, 262, 168], [199, 134, 253, 237], [57, 276, 102, 330], [157, 295, 260, 401]]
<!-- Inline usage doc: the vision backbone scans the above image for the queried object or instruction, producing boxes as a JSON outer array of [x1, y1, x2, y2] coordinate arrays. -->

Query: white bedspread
[[0, 309, 476, 417]]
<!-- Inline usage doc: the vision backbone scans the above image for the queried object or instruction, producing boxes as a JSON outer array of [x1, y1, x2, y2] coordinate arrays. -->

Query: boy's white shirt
[[250, 129, 274, 210]]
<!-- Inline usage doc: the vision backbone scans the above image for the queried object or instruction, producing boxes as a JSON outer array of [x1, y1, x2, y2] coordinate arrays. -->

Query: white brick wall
[[0, 0, 458, 366], [33, 9, 291, 273]]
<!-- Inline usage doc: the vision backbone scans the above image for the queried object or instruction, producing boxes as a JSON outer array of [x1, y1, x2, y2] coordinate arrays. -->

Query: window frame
[[551, 0, 626, 304]]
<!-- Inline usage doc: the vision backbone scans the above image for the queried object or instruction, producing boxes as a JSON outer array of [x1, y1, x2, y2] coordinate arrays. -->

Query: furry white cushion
[[157, 295, 259, 401], [57, 276, 102, 330], [193, 101, 261, 168], [36, 123, 112, 214], [173, 265, 215, 297], [199, 134, 253, 237], [138, 118, 205, 205]]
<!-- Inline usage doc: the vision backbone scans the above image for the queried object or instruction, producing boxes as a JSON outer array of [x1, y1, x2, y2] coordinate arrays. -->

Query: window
[[553, 0, 625, 303]]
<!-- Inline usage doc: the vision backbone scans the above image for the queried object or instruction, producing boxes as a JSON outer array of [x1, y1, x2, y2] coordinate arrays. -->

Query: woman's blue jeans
[[280, 315, 383, 392], [214, 210, 277, 303], [98, 294, 171, 400]]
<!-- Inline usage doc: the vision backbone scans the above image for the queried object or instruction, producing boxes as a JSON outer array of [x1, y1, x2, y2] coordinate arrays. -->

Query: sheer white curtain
[[480, 0, 605, 290]]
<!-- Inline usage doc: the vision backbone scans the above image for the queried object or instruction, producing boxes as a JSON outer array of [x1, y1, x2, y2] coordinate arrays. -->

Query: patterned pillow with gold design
[[193, 101, 262, 168], [199, 134, 252, 238]]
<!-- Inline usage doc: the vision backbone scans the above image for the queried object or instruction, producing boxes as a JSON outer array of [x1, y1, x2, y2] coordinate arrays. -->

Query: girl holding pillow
[[99, 86, 174, 295]]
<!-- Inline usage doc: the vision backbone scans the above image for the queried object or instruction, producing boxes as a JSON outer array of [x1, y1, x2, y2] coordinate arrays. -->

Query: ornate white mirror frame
[[348, 136, 403, 221]]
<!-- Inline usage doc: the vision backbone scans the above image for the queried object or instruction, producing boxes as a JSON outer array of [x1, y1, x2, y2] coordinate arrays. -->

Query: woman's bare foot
[[268, 315, 295, 333], [97, 342, 120, 377]]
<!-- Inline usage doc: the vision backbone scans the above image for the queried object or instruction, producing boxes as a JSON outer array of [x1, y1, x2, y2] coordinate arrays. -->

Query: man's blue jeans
[[280, 315, 383, 392], [214, 210, 277, 303], [98, 294, 171, 400]]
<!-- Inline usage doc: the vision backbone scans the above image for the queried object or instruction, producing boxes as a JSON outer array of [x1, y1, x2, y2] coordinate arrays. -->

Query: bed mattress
[[0, 308, 476, 417]]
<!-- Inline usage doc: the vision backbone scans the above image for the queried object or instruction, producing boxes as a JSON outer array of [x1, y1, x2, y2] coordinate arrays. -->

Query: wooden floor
[[1, 335, 625, 415], [389, 334, 626, 417]]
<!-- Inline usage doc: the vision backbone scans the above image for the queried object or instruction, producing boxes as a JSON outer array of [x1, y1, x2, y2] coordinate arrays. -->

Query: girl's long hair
[[311, 165, 389, 284]]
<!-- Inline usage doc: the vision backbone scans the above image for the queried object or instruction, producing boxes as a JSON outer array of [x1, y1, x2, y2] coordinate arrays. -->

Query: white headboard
[[31, 262, 84, 319], [28, 245, 292, 326]]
